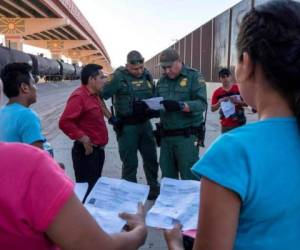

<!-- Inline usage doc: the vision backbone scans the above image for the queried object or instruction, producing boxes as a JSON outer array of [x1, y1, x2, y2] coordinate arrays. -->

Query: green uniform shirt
[[101, 67, 154, 117], [156, 65, 207, 130]]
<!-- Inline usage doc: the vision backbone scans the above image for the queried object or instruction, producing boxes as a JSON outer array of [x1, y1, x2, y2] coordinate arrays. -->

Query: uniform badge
[[132, 80, 142, 87], [180, 78, 188, 87]]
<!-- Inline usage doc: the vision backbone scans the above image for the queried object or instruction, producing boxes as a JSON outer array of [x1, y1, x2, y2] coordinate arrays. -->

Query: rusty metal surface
[[185, 33, 192, 67], [145, 0, 284, 82], [254, 0, 272, 6], [174, 41, 180, 54], [201, 21, 213, 81], [192, 27, 201, 71], [179, 38, 185, 59], [230, 0, 252, 78], [213, 10, 230, 82]]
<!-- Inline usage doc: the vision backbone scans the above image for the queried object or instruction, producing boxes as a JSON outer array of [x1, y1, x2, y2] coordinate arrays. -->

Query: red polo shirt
[[211, 84, 242, 127], [59, 85, 108, 146]]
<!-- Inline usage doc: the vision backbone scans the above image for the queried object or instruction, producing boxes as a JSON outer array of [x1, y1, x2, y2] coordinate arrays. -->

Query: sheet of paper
[[74, 182, 88, 202], [146, 178, 200, 231], [221, 100, 235, 118], [143, 97, 164, 110], [84, 177, 149, 234]]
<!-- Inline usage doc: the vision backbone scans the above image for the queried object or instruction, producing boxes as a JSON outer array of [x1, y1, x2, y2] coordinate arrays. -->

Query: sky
[[73, 0, 241, 68]]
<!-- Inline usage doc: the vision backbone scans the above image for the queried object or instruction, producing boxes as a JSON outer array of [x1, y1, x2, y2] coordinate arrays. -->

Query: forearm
[[166, 240, 184, 250], [185, 97, 207, 113], [111, 226, 147, 250], [211, 102, 220, 112]]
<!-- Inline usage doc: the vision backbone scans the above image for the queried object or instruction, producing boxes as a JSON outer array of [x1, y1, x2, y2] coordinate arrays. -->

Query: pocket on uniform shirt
[[157, 86, 169, 98], [174, 86, 189, 101]]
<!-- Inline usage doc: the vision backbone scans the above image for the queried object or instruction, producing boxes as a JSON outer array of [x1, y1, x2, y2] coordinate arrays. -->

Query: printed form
[[146, 178, 200, 230], [84, 177, 149, 234], [143, 97, 164, 110]]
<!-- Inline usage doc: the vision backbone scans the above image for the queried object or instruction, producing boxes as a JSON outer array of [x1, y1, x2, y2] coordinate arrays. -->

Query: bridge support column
[[5, 35, 23, 50]]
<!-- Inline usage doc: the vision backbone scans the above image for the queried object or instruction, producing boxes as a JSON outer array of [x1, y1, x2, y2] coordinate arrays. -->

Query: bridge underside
[[0, 0, 111, 72]]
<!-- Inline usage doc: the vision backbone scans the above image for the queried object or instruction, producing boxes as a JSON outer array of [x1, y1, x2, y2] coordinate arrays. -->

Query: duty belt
[[121, 115, 148, 125], [161, 126, 201, 137]]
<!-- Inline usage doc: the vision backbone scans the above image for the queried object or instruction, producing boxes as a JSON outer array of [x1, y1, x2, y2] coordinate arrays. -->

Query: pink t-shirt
[[0, 142, 74, 250]]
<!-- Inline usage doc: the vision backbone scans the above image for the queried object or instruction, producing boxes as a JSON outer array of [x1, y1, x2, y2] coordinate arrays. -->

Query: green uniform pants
[[117, 121, 159, 189], [160, 135, 199, 180]]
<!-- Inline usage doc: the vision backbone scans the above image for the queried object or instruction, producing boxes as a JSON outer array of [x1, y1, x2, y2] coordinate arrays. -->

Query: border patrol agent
[[156, 49, 207, 180], [100, 51, 159, 199]]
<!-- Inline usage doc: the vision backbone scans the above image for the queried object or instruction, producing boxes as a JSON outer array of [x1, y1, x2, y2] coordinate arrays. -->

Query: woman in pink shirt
[[0, 142, 146, 250]]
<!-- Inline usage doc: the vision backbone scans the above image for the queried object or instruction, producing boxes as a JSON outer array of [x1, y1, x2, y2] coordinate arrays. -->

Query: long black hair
[[237, 0, 300, 127]]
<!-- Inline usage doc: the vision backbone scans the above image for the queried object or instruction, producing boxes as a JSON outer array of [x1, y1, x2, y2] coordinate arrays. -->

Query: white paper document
[[84, 177, 149, 234], [221, 100, 235, 118], [143, 97, 164, 110], [146, 178, 200, 230], [74, 182, 89, 202]]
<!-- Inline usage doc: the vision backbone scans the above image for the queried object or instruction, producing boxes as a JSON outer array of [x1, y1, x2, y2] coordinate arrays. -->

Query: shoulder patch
[[180, 78, 188, 87], [197, 73, 205, 84]]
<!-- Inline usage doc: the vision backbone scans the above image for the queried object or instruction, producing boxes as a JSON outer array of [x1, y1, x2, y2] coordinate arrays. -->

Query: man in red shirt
[[211, 68, 247, 133], [59, 64, 108, 199]]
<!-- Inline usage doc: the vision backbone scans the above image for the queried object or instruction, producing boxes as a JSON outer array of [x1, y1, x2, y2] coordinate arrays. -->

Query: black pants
[[72, 141, 105, 202]]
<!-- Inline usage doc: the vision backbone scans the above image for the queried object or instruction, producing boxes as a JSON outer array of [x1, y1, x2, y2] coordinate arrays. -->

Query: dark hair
[[219, 68, 231, 78], [127, 50, 144, 65], [0, 63, 32, 98], [81, 64, 103, 85], [237, 0, 300, 127]]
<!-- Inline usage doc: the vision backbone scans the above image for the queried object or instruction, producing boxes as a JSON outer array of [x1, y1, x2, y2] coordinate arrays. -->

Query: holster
[[196, 122, 206, 147], [155, 123, 206, 147], [153, 123, 162, 147], [113, 122, 124, 137], [114, 115, 147, 137], [121, 115, 148, 125]]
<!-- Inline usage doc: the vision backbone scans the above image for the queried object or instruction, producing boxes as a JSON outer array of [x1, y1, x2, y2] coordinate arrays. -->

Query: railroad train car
[[0, 45, 81, 82]]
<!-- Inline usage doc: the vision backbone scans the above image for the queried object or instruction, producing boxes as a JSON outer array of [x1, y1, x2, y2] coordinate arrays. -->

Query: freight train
[[0, 45, 81, 82]]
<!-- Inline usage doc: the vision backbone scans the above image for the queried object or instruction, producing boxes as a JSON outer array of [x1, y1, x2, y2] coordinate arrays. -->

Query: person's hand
[[79, 135, 93, 155], [119, 202, 147, 245], [160, 100, 184, 112], [219, 96, 229, 103], [146, 109, 160, 119], [119, 202, 146, 230], [133, 100, 149, 116], [164, 224, 184, 250], [108, 116, 119, 126], [229, 96, 241, 104]]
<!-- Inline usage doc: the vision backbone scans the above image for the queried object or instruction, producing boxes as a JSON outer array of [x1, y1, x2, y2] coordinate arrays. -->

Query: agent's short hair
[[127, 51, 144, 65], [81, 64, 103, 85], [218, 68, 231, 78], [0, 63, 32, 98]]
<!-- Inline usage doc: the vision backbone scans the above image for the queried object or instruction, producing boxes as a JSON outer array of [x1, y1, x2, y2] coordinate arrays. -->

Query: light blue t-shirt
[[192, 117, 300, 250], [0, 103, 44, 144]]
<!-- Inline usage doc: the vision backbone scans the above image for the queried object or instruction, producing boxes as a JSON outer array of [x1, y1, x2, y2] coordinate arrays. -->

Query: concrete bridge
[[0, 0, 111, 72]]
